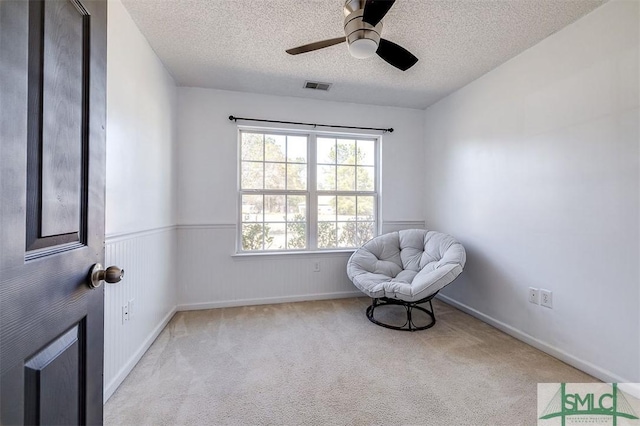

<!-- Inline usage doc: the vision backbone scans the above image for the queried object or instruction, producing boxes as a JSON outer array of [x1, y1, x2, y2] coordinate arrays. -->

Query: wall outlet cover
[[528, 287, 539, 304], [540, 289, 553, 308], [122, 304, 129, 323]]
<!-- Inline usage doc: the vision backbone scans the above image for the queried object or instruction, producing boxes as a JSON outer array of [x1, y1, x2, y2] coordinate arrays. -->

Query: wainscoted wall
[[177, 221, 425, 309], [176, 225, 359, 310], [103, 227, 177, 401], [104, 0, 178, 403]]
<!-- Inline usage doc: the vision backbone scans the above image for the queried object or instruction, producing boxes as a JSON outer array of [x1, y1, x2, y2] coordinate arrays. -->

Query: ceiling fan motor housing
[[343, 0, 382, 58]]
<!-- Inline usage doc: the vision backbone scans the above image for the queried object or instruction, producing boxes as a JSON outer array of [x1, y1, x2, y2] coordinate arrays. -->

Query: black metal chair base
[[366, 292, 438, 332]]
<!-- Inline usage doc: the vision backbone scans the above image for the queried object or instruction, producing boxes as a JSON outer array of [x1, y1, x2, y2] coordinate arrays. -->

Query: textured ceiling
[[120, 0, 606, 109]]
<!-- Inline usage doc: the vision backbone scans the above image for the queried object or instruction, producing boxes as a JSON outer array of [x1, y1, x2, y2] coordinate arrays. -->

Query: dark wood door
[[1, 0, 107, 424]]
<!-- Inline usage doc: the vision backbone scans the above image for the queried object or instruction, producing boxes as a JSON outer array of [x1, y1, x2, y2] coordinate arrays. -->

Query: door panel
[[39, 0, 85, 238], [0, 0, 107, 424], [24, 322, 84, 425], [26, 0, 90, 252]]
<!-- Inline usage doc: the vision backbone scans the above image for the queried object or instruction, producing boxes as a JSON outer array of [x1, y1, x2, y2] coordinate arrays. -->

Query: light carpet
[[104, 297, 596, 425]]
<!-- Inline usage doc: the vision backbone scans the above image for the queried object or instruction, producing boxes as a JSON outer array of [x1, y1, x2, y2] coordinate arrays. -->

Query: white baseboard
[[177, 291, 364, 311], [436, 294, 633, 385], [103, 307, 177, 403]]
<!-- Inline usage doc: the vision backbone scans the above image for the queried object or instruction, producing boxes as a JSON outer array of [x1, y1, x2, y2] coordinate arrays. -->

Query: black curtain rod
[[228, 115, 393, 133]]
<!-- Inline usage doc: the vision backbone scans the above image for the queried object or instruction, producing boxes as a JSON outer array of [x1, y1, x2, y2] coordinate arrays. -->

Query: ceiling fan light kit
[[286, 0, 418, 71], [348, 38, 378, 59]]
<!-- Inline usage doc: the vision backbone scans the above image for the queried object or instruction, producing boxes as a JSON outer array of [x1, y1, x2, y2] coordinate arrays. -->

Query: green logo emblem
[[539, 383, 639, 426]]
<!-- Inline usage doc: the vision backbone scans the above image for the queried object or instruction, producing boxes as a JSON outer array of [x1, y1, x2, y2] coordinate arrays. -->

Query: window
[[238, 129, 379, 252]]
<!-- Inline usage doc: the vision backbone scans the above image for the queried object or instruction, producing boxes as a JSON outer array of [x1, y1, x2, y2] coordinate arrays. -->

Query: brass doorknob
[[89, 263, 124, 288]]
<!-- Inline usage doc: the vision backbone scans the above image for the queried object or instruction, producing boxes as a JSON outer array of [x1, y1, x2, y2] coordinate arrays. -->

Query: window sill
[[232, 249, 355, 259]]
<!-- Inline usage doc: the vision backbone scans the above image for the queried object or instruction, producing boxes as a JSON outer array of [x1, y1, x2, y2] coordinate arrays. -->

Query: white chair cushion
[[347, 229, 466, 302]]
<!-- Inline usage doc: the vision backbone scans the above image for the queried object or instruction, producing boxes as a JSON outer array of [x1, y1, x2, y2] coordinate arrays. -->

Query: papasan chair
[[347, 229, 466, 331]]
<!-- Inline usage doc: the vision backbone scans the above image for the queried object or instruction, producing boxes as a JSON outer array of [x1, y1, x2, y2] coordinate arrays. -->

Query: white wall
[[177, 88, 425, 308], [423, 0, 639, 383], [104, 0, 178, 401], [105, 1, 177, 235]]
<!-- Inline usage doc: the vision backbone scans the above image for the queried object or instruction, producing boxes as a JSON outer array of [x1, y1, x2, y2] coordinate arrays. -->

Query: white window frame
[[236, 126, 380, 253]]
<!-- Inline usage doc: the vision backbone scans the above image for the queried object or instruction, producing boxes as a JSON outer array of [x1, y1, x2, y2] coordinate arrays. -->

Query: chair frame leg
[[366, 292, 439, 332]]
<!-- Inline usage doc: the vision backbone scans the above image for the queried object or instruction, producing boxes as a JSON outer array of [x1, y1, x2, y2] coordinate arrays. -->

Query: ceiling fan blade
[[376, 38, 418, 71], [362, 0, 396, 27], [286, 37, 346, 55]]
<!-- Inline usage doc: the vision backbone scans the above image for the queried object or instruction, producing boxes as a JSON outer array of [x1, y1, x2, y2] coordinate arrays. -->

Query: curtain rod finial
[[388, 128, 394, 133], [229, 115, 236, 121]]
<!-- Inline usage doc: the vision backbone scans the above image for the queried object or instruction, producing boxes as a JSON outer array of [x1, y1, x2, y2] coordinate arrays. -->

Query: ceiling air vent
[[304, 81, 332, 91]]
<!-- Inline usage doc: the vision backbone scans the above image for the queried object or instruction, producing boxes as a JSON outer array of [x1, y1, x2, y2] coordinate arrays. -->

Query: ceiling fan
[[286, 0, 418, 71]]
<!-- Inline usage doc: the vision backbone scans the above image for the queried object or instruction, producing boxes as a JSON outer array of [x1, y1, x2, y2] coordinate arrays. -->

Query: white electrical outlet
[[313, 261, 320, 272], [528, 287, 539, 304], [122, 304, 129, 323], [540, 289, 553, 308]]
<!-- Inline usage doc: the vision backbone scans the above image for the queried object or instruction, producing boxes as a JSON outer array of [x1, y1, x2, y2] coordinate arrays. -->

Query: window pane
[[287, 164, 307, 190], [356, 166, 375, 191], [241, 133, 263, 161], [357, 196, 375, 221], [357, 140, 375, 165], [265, 223, 285, 250], [287, 136, 307, 163], [337, 139, 356, 165], [357, 222, 375, 245], [318, 195, 336, 221], [264, 134, 286, 162], [287, 222, 306, 249], [264, 163, 286, 190], [337, 166, 355, 191], [242, 194, 263, 222], [239, 131, 377, 252], [318, 222, 337, 248], [317, 165, 336, 190], [337, 196, 356, 218], [241, 161, 263, 189], [242, 223, 264, 251], [337, 221, 357, 247], [287, 195, 306, 222], [317, 137, 335, 164], [264, 195, 286, 222]]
